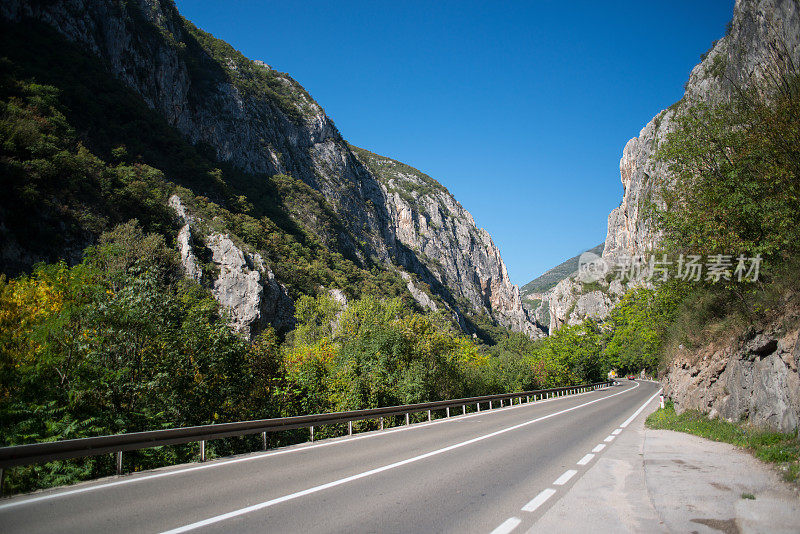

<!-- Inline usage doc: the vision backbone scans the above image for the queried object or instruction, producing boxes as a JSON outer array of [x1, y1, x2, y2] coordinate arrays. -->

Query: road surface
[[0, 380, 660, 533]]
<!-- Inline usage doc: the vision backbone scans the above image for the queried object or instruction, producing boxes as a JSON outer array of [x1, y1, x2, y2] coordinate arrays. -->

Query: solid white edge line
[[521, 488, 557, 512], [552, 469, 577, 486], [619, 388, 662, 428], [490, 516, 522, 534], [576, 453, 594, 466], [159, 384, 644, 533], [0, 383, 630, 511], [591, 444, 606, 453]]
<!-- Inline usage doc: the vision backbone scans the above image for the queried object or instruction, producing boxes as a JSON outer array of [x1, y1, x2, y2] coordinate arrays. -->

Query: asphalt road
[[0, 380, 660, 534]]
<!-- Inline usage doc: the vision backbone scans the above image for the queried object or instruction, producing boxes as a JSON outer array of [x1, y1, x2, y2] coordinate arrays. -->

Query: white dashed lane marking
[[577, 453, 594, 466], [553, 470, 577, 486], [490, 516, 521, 534], [592, 444, 606, 453], [521, 489, 556, 512]]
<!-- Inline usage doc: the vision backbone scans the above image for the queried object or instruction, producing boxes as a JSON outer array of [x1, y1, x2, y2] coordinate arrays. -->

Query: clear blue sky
[[174, 0, 735, 285]]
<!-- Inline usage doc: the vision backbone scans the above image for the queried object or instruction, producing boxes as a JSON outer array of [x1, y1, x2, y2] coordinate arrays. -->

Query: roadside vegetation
[[646, 403, 800, 484], [0, 224, 610, 494]]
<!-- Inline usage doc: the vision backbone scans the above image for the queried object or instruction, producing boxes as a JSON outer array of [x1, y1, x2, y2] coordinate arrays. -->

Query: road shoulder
[[532, 398, 800, 533], [530, 396, 665, 533]]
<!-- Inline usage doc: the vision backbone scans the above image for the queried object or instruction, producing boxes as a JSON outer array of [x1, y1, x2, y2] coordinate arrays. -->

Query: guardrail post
[[0, 467, 4, 496], [199, 440, 206, 462], [489, 400, 492, 409], [348, 421, 353, 436], [262, 431, 268, 450], [115, 451, 123, 475], [380, 417, 384, 430], [405, 413, 410, 425], [477, 402, 481, 412], [427, 409, 431, 422], [446, 407, 450, 418], [462, 404, 466, 415]]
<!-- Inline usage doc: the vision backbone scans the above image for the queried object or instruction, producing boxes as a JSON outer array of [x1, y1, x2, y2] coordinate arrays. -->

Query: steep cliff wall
[[604, 0, 800, 261], [352, 147, 544, 337], [547, 0, 800, 333], [0, 0, 394, 264], [0, 0, 541, 336]]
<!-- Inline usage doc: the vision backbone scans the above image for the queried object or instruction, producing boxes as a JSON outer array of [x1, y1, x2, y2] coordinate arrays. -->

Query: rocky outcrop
[[399, 271, 438, 312], [663, 323, 800, 433], [0, 0, 545, 338], [206, 234, 295, 338], [169, 195, 294, 338], [351, 146, 545, 338], [547, 277, 616, 332], [168, 196, 203, 282], [604, 0, 800, 261], [547, 0, 800, 333]]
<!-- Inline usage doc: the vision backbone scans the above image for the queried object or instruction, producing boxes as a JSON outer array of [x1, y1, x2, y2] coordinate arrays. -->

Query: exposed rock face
[[663, 323, 800, 433], [0, 0, 544, 337], [399, 271, 438, 312], [169, 195, 294, 338], [547, 277, 613, 332], [548, 0, 800, 333], [168, 196, 203, 282], [206, 234, 295, 338], [351, 147, 545, 338], [604, 0, 800, 261]]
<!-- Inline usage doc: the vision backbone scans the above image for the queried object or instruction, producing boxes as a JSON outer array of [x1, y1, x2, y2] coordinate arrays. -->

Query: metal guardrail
[[0, 381, 613, 478]]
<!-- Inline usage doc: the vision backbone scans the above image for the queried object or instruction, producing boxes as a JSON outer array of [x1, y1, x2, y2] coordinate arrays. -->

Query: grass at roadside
[[646, 402, 800, 483]]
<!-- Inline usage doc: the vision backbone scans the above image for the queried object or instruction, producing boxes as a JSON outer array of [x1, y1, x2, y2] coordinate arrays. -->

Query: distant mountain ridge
[[521, 243, 604, 298]]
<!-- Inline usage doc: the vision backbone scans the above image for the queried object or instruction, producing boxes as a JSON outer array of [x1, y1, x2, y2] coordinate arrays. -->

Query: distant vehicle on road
[[627, 375, 636, 380]]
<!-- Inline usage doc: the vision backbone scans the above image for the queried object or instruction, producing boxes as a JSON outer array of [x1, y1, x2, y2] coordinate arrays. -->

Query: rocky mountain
[[520, 243, 604, 300], [351, 146, 544, 338], [546, 0, 800, 334], [0, 0, 543, 338], [605, 0, 800, 262]]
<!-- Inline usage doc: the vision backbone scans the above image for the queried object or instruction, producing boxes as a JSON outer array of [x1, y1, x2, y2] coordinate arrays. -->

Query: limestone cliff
[[169, 195, 295, 338], [605, 0, 800, 260], [0, 0, 542, 336], [547, 0, 800, 333], [352, 147, 545, 338]]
